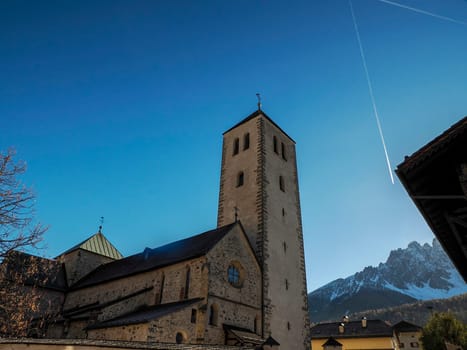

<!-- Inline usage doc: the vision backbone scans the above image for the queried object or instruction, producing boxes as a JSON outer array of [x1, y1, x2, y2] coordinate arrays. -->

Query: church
[[1, 109, 310, 350]]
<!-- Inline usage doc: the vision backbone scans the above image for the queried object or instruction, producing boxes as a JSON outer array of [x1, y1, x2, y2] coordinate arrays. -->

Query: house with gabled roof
[[393, 321, 423, 350], [310, 318, 399, 350]]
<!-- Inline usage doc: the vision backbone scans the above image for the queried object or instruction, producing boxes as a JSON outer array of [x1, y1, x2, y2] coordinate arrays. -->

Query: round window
[[227, 262, 244, 287]]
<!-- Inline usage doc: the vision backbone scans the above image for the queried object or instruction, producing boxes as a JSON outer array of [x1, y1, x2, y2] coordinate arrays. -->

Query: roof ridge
[[59, 231, 123, 260], [223, 109, 295, 143], [70, 222, 239, 290], [397, 116, 467, 171]]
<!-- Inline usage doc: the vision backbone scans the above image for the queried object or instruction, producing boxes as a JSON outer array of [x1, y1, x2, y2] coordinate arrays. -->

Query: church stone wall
[[64, 257, 208, 340], [204, 224, 262, 344], [88, 324, 148, 342], [60, 249, 116, 286], [65, 257, 206, 313], [261, 119, 309, 350], [217, 112, 310, 350], [217, 118, 260, 252], [148, 303, 201, 343], [207, 225, 261, 306]]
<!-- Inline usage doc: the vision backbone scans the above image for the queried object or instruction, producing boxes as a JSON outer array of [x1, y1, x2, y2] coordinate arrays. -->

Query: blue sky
[[1, 0, 466, 291]]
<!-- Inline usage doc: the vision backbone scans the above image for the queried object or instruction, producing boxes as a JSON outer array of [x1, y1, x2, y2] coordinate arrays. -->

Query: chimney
[[361, 317, 367, 328], [338, 323, 345, 334]]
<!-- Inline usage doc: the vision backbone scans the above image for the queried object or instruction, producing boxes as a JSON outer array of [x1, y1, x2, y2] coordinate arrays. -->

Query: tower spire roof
[[223, 109, 295, 143]]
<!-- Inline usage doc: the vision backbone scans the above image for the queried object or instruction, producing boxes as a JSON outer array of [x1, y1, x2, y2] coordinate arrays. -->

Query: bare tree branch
[[0, 148, 51, 337], [0, 148, 47, 259]]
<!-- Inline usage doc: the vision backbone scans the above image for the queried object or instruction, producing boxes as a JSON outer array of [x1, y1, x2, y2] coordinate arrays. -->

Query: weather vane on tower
[[256, 93, 262, 111], [98, 216, 104, 233]]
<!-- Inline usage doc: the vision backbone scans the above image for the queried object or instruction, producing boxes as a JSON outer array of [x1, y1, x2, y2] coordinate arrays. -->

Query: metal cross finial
[[256, 93, 262, 111], [98, 216, 104, 233], [234, 206, 239, 222]]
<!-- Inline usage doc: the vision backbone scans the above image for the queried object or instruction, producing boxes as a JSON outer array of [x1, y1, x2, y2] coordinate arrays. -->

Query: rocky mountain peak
[[308, 239, 467, 322]]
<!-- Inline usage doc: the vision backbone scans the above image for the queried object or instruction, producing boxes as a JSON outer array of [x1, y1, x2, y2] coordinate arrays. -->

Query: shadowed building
[[396, 116, 467, 282]]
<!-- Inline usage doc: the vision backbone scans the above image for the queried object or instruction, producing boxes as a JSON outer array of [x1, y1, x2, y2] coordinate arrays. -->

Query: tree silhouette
[[0, 148, 51, 337], [421, 312, 467, 350]]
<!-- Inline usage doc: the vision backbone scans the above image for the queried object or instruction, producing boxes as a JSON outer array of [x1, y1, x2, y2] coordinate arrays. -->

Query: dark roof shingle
[[397, 116, 467, 173], [393, 321, 422, 332], [71, 222, 238, 289], [310, 320, 394, 339]]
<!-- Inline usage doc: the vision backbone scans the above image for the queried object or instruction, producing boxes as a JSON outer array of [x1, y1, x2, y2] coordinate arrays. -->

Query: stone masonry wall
[[64, 257, 208, 339], [205, 223, 262, 344], [148, 302, 202, 344], [216, 112, 310, 349], [60, 249, 116, 286], [88, 324, 148, 342], [261, 117, 309, 350]]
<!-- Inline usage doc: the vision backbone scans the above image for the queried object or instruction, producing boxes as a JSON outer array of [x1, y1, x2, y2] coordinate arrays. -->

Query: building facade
[[393, 321, 423, 350], [1, 109, 309, 349], [217, 110, 309, 349], [310, 319, 399, 350]]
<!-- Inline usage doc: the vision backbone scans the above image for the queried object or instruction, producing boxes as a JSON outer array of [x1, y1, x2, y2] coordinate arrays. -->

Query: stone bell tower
[[217, 108, 310, 350]]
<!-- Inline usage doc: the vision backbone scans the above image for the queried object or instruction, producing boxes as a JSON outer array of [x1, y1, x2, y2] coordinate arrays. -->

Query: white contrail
[[376, 0, 467, 26], [349, 0, 395, 184]]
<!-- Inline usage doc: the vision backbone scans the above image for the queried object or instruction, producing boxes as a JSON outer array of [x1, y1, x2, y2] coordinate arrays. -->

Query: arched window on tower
[[233, 138, 239, 155], [279, 175, 285, 192], [237, 171, 244, 187], [273, 136, 278, 154], [244, 133, 250, 150]]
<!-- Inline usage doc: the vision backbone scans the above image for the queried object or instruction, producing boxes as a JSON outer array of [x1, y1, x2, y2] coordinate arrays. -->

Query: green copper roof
[[61, 232, 123, 260]]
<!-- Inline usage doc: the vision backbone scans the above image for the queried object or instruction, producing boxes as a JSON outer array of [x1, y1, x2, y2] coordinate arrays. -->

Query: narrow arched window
[[156, 273, 165, 304], [273, 136, 278, 154], [228, 265, 240, 285], [279, 175, 285, 192], [233, 138, 239, 155], [191, 309, 197, 323], [281, 142, 287, 160], [237, 171, 244, 187], [209, 304, 219, 326], [244, 133, 250, 150], [184, 266, 190, 299]]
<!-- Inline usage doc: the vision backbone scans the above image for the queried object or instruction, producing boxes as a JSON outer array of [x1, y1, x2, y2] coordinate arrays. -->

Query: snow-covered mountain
[[308, 239, 467, 322]]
